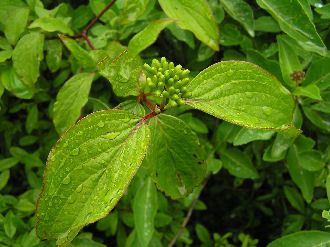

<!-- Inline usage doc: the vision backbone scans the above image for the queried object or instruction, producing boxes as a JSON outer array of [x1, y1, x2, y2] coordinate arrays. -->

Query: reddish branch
[[77, 0, 117, 49]]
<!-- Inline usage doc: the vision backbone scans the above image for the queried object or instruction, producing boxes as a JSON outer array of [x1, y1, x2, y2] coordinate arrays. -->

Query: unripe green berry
[[169, 86, 176, 93], [155, 90, 162, 96], [157, 81, 165, 88], [173, 75, 179, 81], [181, 86, 187, 93], [177, 99, 185, 105], [162, 90, 169, 97], [172, 94, 179, 100], [175, 89, 180, 94], [169, 62, 175, 69], [183, 92, 192, 98], [147, 78, 155, 88], [168, 99, 178, 107], [161, 57, 168, 68], [152, 59, 161, 68], [182, 69, 190, 77], [168, 78, 174, 85]]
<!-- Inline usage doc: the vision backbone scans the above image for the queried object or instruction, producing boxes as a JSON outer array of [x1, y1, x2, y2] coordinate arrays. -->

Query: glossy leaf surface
[[185, 61, 295, 130], [158, 0, 219, 50], [267, 231, 330, 247], [53, 73, 94, 133], [36, 110, 150, 245], [256, 0, 327, 56], [144, 114, 205, 199]]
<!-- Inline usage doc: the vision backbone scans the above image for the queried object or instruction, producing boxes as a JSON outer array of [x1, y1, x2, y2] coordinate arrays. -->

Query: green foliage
[[0, 0, 330, 246]]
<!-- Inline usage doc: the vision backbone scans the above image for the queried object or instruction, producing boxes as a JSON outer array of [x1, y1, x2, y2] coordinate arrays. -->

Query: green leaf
[[267, 231, 330, 247], [277, 35, 302, 88], [0, 50, 12, 63], [29, 16, 74, 35], [59, 35, 95, 69], [36, 110, 150, 245], [46, 40, 63, 73], [233, 128, 274, 146], [185, 61, 295, 130], [254, 16, 281, 33], [0, 0, 30, 45], [92, 42, 143, 97], [12, 32, 44, 85], [303, 57, 330, 90], [4, 211, 16, 238], [287, 145, 315, 202], [0, 158, 19, 172], [315, 4, 330, 19], [26, 105, 39, 134], [0, 170, 10, 191], [53, 73, 94, 133], [133, 177, 158, 247], [207, 158, 222, 174], [256, 0, 327, 56], [167, 23, 195, 49], [158, 0, 219, 50], [284, 186, 305, 213], [195, 224, 211, 245], [220, 148, 259, 179], [128, 19, 174, 56], [144, 114, 206, 199], [0, 65, 35, 99], [221, 0, 255, 37], [298, 150, 324, 171], [263, 133, 296, 162], [293, 84, 321, 100], [326, 174, 330, 203]]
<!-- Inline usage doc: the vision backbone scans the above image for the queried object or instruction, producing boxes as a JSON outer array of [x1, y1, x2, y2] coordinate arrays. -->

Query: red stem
[[78, 0, 117, 49]]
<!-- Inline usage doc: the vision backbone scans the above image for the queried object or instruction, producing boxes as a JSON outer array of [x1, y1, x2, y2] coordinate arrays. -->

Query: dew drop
[[98, 121, 105, 128], [76, 184, 83, 193], [104, 132, 120, 140], [62, 176, 71, 185], [68, 195, 76, 204], [70, 148, 80, 156], [63, 141, 68, 148], [262, 106, 273, 116]]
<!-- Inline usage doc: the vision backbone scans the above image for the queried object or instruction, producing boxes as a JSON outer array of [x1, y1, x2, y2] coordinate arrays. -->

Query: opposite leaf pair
[[36, 59, 296, 246]]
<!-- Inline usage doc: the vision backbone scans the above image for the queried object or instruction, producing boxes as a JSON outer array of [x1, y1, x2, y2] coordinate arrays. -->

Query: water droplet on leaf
[[98, 121, 105, 128], [77, 184, 83, 193], [62, 176, 71, 185], [70, 148, 80, 156], [104, 132, 120, 140]]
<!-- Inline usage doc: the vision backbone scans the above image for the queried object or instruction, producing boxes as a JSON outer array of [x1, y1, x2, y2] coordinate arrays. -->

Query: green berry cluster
[[141, 57, 192, 108]]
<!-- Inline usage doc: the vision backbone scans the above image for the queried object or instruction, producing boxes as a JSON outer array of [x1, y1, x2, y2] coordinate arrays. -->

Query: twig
[[167, 177, 210, 247], [77, 0, 117, 49]]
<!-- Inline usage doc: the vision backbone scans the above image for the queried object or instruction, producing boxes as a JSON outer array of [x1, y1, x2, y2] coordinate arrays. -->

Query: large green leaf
[[92, 42, 143, 97], [133, 177, 158, 247], [53, 73, 94, 133], [185, 61, 295, 130], [267, 231, 330, 247], [256, 0, 327, 56], [144, 114, 206, 199], [128, 19, 174, 56], [0, 0, 30, 45], [36, 110, 150, 245], [221, 0, 254, 37], [158, 0, 219, 50], [12, 32, 44, 86]]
